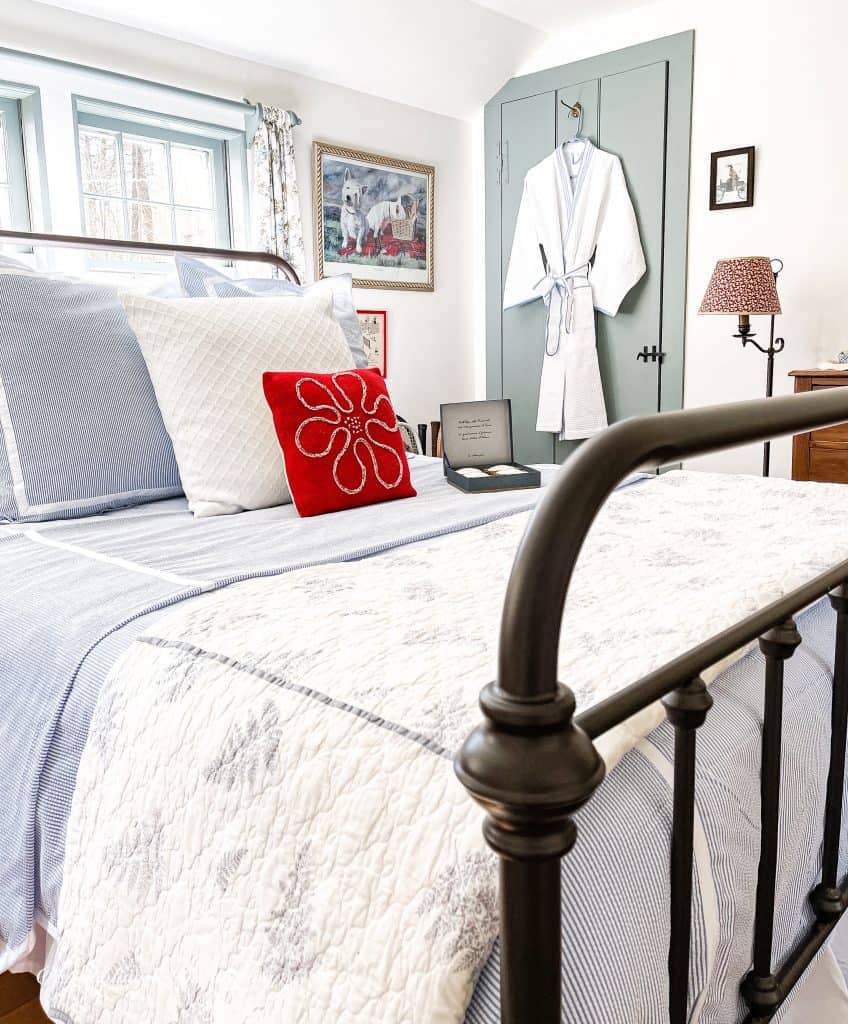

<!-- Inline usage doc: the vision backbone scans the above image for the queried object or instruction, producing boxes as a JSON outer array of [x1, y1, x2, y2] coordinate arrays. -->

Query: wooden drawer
[[811, 422, 848, 445], [811, 385, 848, 444], [809, 445, 848, 484], [791, 370, 848, 482]]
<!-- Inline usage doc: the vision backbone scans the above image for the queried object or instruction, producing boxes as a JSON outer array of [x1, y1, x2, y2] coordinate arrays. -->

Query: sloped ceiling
[[471, 0, 643, 33], [30, 0, 548, 119]]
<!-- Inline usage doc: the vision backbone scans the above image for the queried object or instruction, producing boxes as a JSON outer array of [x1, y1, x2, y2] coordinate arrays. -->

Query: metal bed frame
[[3, 229, 848, 1022], [456, 394, 848, 1024], [0, 228, 300, 281]]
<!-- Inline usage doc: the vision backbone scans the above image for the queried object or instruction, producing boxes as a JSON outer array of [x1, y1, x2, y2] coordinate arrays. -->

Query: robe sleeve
[[590, 157, 646, 316], [502, 181, 546, 310]]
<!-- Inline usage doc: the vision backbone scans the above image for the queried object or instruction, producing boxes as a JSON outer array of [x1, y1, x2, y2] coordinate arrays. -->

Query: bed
[[2, 231, 848, 1024]]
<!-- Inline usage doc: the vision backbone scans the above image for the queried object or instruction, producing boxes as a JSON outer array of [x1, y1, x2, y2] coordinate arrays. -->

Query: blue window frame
[[0, 96, 31, 231], [76, 107, 232, 249]]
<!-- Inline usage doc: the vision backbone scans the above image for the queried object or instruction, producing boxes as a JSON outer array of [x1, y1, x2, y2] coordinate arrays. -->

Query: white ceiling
[[471, 0, 643, 32], [31, 0, 549, 119]]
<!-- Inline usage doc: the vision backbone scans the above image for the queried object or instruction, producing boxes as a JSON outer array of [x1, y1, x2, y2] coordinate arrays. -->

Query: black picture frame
[[709, 146, 755, 210]]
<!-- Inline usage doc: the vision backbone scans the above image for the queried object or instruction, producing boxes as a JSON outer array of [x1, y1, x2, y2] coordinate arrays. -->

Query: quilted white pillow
[[121, 292, 354, 517]]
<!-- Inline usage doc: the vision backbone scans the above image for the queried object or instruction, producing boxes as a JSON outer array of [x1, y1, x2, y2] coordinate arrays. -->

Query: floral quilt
[[43, 472, 848, 1023]]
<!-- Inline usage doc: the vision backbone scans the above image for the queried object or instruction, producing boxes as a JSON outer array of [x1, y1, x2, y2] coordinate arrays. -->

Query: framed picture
[[710, 146, 755, 210], [356, 309, 387, 376], [313, 141, 434, 291]]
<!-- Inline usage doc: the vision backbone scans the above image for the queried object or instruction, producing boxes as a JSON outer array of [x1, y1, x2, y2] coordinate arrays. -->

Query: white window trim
[[0, 48, 254, 261], [0, 79, 49, 233]]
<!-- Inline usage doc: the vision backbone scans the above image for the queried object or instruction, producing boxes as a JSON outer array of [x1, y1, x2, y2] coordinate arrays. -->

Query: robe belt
[[535, 263, 591, 355]]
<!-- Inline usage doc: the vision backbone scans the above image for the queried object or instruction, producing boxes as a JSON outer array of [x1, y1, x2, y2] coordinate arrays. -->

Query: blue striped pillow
[[0, 270, 182, 522]]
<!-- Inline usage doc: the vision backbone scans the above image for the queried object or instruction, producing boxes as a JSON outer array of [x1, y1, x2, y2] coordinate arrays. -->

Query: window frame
[[74, 103, 235, 268], [0, 94, 32, 231]]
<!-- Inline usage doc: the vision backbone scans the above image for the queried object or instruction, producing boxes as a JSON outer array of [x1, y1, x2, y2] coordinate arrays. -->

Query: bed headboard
[[0, 228, 301, 284]]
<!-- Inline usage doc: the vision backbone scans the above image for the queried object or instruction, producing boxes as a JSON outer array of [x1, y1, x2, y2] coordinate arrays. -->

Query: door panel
[[552, 81, 600, 463], [595, 61, 668, 427], [500, 91, 556, 465]]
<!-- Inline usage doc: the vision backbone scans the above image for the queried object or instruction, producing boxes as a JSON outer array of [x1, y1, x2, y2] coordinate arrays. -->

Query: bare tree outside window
[[79, 125, 220, 247]]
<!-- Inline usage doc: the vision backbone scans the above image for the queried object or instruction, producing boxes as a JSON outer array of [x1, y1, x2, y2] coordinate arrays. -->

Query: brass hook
[[560, 99, 582, 118]]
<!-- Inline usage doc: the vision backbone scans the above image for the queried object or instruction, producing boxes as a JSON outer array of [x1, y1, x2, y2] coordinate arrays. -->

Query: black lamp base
[[731, 263, 785, 477]]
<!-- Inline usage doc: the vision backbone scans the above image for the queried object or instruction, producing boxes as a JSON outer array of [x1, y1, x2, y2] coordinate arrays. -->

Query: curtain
[[250, 105, 306, 281]]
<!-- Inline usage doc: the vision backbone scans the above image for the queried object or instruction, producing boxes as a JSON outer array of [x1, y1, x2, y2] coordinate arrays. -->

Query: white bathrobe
[[503, 141, 645, 440]]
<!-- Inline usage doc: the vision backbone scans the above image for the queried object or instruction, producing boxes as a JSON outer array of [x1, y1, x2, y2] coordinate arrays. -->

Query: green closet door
[[485, 32, 693, 469], [594, 61, 669, 427], [500, 91, 557, 465]]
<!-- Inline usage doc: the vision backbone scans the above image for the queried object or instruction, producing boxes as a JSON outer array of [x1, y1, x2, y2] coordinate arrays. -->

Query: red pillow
[[263, 368, 417, 517]]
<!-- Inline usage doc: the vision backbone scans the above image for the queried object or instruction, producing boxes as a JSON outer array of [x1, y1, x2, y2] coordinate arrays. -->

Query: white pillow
[[121, 292, 354, 517]]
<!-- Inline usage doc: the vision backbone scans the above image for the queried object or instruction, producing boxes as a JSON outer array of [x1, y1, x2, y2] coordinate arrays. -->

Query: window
[[0, 96, 31, 230], [76, 110, 231, 248]]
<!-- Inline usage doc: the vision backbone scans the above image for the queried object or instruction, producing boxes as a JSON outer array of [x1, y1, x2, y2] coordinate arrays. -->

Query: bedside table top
[[789, 368, 848, 378]]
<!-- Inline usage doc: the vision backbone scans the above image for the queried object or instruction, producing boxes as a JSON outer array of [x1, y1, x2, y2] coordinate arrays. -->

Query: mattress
[[1, 460, 847, 1023]]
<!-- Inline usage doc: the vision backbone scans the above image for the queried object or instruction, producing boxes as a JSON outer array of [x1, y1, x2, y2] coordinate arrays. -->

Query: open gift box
[[440, 399, 541, 493]]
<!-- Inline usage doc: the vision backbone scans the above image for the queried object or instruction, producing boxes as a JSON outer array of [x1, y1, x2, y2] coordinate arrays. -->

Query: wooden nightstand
[[790, 369, 848, 483]]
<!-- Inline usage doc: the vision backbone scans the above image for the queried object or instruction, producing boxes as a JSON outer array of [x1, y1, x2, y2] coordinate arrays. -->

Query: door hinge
[[636, 344, 665, 364], [496, 140, 510, 186]]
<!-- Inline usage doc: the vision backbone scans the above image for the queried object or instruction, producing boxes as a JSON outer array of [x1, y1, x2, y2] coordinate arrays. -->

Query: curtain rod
[[243, 100, 302, 126], [0, 44, 298, 124]]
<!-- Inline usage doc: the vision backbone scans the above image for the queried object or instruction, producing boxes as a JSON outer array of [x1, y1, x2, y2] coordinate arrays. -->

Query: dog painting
[[313, 141, 434, 291]]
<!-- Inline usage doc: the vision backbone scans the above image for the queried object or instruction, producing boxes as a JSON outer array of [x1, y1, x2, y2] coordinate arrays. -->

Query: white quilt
[[44, 472, 848, 1023]]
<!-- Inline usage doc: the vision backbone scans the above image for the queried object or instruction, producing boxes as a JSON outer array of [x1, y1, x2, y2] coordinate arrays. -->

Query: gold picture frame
[[313, 141, 434, 292]]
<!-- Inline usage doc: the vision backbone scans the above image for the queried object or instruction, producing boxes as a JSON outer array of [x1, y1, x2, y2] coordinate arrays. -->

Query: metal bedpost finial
[[456, 678, 605, 859]]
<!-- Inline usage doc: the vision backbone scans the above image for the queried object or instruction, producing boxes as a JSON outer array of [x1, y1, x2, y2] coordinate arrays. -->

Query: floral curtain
[[250, 105, 306, 281]]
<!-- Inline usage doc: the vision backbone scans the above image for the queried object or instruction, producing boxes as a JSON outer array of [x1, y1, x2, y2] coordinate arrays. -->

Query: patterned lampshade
[[699, 257, 781, 315]]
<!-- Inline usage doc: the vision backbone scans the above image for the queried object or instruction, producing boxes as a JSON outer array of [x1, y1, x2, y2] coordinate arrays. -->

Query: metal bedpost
[[811, 583, 848, 921], [662, 676, 713, 1024], [741, 618, 801, 1019], [455, 679, 605, 1023]]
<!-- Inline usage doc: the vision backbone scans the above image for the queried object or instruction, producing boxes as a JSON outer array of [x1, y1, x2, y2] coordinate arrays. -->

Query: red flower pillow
[[263, 368, 417, 517]]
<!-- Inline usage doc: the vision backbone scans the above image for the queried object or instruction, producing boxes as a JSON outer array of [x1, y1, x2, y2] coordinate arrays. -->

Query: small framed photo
[[313, 141, 434, 291], [356, 309, 387, 376], [710, 146, 755, 210]]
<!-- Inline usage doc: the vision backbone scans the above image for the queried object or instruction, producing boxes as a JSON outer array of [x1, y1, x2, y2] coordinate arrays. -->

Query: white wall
[[518, 0, 848, 476], [0, 0, 475, 434], [5, 0, 841, 473]]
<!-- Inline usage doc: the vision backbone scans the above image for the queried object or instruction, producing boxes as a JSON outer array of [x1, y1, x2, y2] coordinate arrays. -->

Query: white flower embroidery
[[294, 372, 404, 495]]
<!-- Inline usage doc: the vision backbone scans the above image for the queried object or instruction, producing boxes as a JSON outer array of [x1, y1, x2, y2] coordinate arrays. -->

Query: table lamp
[[699, 256, 784, 475]]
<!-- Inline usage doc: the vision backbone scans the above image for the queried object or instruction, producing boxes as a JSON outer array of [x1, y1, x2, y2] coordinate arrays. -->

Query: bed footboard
[[456, 389, 848, 1024]]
